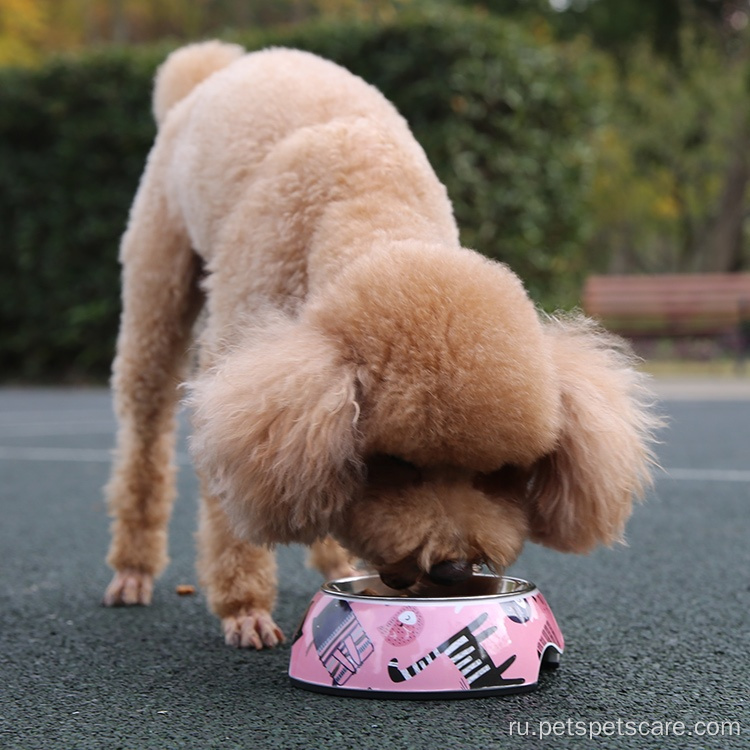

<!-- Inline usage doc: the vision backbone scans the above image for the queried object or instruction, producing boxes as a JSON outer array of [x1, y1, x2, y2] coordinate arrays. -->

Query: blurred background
[[1, 0, 748, 382]]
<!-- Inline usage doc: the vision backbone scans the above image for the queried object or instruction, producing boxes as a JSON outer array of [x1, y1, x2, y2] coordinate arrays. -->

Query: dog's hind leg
[[103, 154, 203, 607], [308, 537, 360, 581]]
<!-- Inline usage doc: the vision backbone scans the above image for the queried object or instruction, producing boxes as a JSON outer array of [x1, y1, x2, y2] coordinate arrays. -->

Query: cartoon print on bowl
[[531, 594, 564, 659], [378, 607, 425, 646], [312, 599, 374, 685], [501, 598, 532, 624], [388, 612, 525, 690]]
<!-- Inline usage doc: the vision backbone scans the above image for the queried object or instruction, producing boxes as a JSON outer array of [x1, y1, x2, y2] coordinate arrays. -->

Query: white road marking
[[662, 467, 750, 483], [0, 446, 114, 462], [0, 422, 116, 438], [0, 446, 192, 465], [0, 445, 746, 483], [0, 430, 747, 487], [0, 409, 113, 422], [0, 404, 747, 483]]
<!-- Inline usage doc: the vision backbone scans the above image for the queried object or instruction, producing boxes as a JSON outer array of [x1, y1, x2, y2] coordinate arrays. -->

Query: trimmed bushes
[[0, 48, 161, 381], [0, 9, 597, 381]]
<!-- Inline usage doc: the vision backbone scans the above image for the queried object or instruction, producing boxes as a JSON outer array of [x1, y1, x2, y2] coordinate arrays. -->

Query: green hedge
[[0, 9, 598, 382]]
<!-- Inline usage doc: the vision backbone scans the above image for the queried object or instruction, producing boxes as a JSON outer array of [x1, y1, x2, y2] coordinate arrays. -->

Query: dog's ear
[[525, 315, 660, 553], [188, 317, 362, 545]]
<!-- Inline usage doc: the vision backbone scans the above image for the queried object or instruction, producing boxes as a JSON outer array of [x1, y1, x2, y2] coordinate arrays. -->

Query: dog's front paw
[[222, 609, 286, 649], [103, 569, 154, 606]]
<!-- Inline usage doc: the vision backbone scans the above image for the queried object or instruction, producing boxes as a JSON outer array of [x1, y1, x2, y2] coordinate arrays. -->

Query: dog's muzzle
[[427, 559, 473, 586], [378, 559, 473, 590]]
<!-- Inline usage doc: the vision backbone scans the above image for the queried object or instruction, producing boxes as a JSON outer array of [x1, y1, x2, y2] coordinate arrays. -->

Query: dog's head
[[189, 244, 658, 588]]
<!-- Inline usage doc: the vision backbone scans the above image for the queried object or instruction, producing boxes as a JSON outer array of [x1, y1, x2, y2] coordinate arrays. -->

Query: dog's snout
[[428, 560, 472, 586], [379, 571, 418, 590]]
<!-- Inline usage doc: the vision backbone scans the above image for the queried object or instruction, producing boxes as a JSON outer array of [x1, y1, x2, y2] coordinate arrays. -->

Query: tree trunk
[[700, 122, 750, 272], [111, 0, 128, 44]]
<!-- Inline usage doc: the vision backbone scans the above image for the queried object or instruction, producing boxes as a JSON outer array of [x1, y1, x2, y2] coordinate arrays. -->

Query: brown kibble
[[176, 584, 196, 596]]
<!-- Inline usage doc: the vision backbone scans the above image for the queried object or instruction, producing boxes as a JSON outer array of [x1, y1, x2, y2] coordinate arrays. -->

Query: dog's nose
[[379, 571, 418, 590], [428, 560, 472, 586]]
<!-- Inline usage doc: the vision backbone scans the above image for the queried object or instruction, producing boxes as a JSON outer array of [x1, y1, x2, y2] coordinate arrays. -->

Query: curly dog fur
[[103, 41, 659, 648]]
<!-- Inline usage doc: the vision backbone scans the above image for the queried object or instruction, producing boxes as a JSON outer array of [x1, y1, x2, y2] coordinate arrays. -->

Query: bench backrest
[[582, 273, 750, 336]]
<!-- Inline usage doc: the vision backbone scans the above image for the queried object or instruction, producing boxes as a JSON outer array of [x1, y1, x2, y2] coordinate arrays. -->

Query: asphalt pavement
[[1, 381, 748, 749]]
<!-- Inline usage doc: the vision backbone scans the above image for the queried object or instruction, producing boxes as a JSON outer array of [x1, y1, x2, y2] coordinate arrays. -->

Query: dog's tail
[[152, 40, 245, 127]]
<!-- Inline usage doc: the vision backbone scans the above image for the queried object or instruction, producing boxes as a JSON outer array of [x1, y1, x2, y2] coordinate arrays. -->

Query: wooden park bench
[[581, 273, 750, 359]]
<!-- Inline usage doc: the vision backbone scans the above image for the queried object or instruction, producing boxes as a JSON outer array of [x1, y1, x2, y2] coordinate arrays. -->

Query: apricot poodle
[[103, 41, 658, 648]]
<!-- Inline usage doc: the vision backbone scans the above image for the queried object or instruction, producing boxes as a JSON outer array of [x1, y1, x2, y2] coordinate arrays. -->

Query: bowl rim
[[320, 573, 538, 603]]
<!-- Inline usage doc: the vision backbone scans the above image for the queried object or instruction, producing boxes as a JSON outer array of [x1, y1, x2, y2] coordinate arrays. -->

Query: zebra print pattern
[[388, 612, 524, 689]]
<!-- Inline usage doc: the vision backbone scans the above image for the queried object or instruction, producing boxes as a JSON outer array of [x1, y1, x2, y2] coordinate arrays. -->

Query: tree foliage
[[585, 35, 749, 273], [0, 0, 421, 65], [0, 0, 46, 66], [0, 9, 598, 381], [551, 0, 750, 274], [1, 0, 748, 381]]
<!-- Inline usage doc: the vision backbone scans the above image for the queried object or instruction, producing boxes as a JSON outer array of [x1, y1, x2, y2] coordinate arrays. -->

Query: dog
[[103, 41, 658, 649]]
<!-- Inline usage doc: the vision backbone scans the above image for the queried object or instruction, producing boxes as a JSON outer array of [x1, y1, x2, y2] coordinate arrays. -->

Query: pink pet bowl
[[289, 573, 564, 699]]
